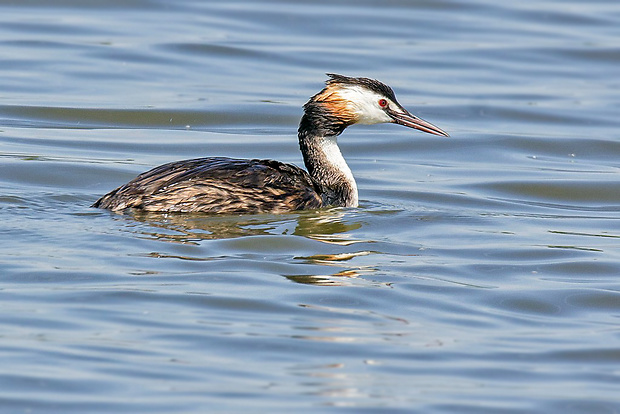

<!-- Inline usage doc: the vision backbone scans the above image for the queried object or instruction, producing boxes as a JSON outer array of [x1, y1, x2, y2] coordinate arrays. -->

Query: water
[[1, 0, 619, 412]]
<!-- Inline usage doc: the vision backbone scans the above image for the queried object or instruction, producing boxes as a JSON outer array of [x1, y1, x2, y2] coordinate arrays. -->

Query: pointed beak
[[388, 107, 449, 137]]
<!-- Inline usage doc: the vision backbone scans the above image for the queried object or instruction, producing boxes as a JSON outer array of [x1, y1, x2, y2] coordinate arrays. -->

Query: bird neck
[[298, 110, 358, 207]]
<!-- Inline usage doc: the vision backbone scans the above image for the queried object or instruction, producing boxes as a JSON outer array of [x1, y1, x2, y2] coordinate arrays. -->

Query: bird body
[[93, 157, 322, 214], [93, 74, 448, 214]]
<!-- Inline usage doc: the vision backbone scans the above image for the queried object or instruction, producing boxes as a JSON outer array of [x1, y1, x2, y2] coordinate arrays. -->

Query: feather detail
[[93, 157, 322, 213]]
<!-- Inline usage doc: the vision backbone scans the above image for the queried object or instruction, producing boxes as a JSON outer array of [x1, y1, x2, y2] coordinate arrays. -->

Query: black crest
[[325, 73, 398, 102]]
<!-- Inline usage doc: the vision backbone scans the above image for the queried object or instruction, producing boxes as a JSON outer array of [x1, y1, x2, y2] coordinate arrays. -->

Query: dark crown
[[325, 73, 398, 102]]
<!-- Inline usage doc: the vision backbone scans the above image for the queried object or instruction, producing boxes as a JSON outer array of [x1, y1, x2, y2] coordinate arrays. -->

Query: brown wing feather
[[93, 157, 323, 214]]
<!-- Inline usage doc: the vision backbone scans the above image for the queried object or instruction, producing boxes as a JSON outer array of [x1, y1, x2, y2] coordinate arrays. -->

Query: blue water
[[1, 0, 619, 413]]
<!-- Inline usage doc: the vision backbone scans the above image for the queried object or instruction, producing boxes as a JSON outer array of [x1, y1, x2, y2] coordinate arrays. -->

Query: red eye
[[378, 99, 388, 108]]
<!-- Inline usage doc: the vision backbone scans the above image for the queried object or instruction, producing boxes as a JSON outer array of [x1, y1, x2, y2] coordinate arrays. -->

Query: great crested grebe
[[93, 74, 449, 214]]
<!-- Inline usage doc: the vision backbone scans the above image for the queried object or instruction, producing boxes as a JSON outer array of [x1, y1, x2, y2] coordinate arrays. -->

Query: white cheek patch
[[335, 86, 393, 125]]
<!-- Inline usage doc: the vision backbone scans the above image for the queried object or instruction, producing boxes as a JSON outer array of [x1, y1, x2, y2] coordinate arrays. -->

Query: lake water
[[1, 0, 619, 412]]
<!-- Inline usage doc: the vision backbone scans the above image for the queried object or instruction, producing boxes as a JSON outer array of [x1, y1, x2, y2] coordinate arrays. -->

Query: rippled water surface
[[1, 0, 619, 412]]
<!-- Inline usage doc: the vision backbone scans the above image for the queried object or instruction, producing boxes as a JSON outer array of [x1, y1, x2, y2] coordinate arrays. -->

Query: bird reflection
[[124, 207, 362, 243], [288, 251, 378, 286], [116, 208, 382, 286], [285, 268, 375, 286]]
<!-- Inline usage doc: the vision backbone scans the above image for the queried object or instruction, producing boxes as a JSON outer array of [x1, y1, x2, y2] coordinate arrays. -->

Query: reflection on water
[[285, 271, 359, 286], [291, 251, 377, 286], [124, 207, 362, 243], [116, 208, 374, 285]]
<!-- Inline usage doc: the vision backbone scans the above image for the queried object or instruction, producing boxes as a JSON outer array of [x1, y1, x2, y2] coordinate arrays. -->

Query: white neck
[[319, 136, 358, 207]]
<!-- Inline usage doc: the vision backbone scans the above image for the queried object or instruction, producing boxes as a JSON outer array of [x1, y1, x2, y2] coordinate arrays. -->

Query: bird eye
[[378, 99, 388, 108]]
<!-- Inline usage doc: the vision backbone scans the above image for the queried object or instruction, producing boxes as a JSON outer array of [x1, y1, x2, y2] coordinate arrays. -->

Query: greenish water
[[1, 0, 619, 413]]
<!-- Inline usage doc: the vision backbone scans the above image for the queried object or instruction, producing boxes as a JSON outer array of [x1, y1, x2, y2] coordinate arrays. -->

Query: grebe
[[93, 74, 449, 214]]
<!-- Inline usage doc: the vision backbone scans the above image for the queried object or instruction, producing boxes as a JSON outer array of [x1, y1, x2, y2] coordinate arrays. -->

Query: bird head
[[308, 73, 449, 137]]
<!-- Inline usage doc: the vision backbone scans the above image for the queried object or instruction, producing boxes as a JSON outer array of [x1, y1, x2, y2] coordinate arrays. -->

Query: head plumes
[[304, 74, 400, 129], [325, 73, 398, 103], [300, 74, 449, 138]]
